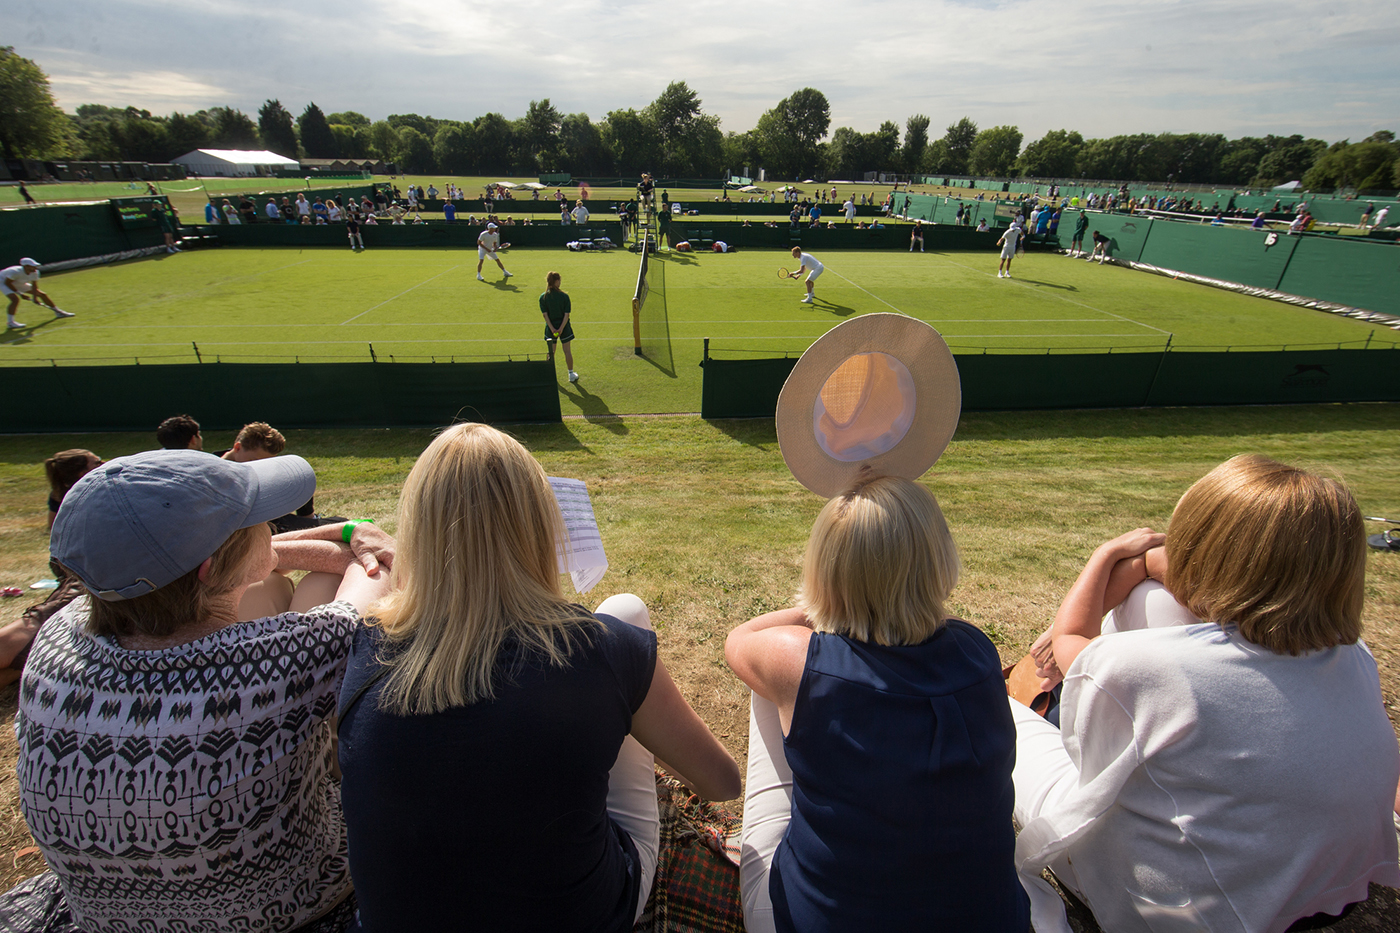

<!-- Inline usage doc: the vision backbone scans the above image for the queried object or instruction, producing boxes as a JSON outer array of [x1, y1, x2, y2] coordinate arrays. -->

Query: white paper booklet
[[549, 477, 608, 594]]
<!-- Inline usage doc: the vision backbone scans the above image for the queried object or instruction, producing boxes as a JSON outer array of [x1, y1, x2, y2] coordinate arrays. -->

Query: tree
[[298, 102, 337, 158], [1251, 135, 1326, 187], [330, 124, 371, 160], [1218, 137, 1267, 185], [209, 107, 259, 149], [645, 81, 720, 176], [387, 113, 434, 137], [1016, 129, 1084, 177], [327, 111, 370, 127], [1303, 139, 1398, 191], [755, 88, 830, 179], [257, 99, 298, 157], [396, 126, 435, 173], [902, 115, 930, 174], [519, 99, 563, 172], [721, 130, 761, 178], [433, 122, 475, 174], [920, 139, 949, 173], [559, 113, 605, 175], [0, 47, 70, 160], [968, 125, 1022, 176], [601, 108, 660, 175], [368, 120, 399, 161], [472, 112, 515, 174], [166, 112, 210, 158], [940, 118, 978, 176]]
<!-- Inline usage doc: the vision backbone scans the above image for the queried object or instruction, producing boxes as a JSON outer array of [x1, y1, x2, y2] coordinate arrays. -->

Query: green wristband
[[342, 519, 373, 543]]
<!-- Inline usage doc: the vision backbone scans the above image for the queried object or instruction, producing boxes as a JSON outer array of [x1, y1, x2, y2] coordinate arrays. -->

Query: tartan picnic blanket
[[634, 769, 746, 933]]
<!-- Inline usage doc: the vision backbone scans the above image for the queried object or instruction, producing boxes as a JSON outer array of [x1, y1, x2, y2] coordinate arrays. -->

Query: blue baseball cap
[[51, 449, 316, 601]]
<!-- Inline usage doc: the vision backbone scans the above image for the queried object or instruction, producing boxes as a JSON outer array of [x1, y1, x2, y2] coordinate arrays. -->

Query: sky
[[11, 0, 1400, 144]]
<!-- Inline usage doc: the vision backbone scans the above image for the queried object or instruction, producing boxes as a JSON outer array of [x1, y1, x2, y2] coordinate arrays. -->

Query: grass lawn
[[1, 404, 1399, 928], [0, 246, 1391, 419]]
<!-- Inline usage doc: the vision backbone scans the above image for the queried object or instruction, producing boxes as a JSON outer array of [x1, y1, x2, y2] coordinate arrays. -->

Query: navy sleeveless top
[[771, 620, 1029, 932], [338, 612, 656, 933]]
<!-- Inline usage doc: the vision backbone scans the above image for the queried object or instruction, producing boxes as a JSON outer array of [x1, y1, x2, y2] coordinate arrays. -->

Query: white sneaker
[[1004, 272, 1011, 279], [503, 270, 513, 278], [477, 274, 485, 281], [568, 370, 579, 383], [800, 295, 813, 304], [7, 320, 24, 329], [53, 309, 74, 318]]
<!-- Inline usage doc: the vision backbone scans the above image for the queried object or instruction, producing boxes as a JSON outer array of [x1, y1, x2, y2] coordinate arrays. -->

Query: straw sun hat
[[775, 313, 961, 498]]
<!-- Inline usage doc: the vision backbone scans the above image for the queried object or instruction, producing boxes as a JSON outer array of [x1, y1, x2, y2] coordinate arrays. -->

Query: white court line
[[340, 265, 462, 325], [938, 257, 1172, 336], [72, 259, 317, 325], [81, 316, 1121, 329], [824, 266, 905, 313]]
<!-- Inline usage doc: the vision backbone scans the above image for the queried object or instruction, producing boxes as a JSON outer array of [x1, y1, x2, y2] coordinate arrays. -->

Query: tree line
[[3, 48, 1397, 190]]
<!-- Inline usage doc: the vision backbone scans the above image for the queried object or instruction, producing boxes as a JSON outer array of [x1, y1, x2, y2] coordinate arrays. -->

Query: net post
[[632, 296, 642, 356]]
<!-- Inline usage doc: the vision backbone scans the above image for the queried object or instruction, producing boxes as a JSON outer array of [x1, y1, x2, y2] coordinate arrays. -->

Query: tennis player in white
[[790, 246, 823, 304], [476, 223, 513, 282], [3, 258, 73, 329]]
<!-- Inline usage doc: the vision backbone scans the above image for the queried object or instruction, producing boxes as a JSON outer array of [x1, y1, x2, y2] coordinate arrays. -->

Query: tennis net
[[631, 232, 673, 371]]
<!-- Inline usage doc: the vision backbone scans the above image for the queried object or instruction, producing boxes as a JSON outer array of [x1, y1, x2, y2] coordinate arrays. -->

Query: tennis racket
[[499, 242, 511, 251], [778, 267, 797, 280]]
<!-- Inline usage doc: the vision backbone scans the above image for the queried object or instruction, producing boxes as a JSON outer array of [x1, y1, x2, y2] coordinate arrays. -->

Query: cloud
[[15, 0, 1400, 143]]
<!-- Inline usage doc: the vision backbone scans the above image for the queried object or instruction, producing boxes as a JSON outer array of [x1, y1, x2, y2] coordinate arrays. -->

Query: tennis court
[[1, 245, 1391, 415]]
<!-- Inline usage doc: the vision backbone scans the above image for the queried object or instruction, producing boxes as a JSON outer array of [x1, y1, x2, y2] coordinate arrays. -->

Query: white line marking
[[824, 267, 904, 313], [938, 257, 1172, 336], [339, 265, 462, 325]]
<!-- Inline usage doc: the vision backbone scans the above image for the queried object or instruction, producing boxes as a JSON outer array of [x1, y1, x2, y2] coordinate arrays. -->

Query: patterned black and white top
[[15, 599, 360, 932]]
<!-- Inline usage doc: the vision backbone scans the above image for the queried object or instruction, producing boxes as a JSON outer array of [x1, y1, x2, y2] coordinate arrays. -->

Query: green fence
[[1132, 221, 1300, 290], [1276, 235, 1400, 314], [0, 200, 169, 266], [211, 220, 587, 249], [666, 221, 993, 251], [0, 360, 561, 433], [699, 348, 1400, 418]]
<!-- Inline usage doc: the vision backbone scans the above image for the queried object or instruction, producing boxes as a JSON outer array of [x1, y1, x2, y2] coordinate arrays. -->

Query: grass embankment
[[1, 404, 1398, 904]]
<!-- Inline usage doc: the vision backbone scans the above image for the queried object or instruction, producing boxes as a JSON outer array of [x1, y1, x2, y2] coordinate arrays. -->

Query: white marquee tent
[[171, 149, 299, 177]]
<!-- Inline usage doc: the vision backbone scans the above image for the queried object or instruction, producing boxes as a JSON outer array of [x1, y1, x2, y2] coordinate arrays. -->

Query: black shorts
[[545, 323, 575, 343]]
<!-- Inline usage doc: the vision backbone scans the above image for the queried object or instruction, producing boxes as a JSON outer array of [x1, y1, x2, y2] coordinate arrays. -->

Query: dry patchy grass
[[0, 405, 1398, 918]]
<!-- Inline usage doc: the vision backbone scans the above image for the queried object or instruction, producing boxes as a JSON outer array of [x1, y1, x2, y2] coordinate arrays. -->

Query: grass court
[[1, 244, 1391, 416]]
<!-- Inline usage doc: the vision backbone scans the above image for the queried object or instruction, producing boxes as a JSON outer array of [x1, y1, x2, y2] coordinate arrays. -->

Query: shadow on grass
[[707, 417, 778, 450], [1013, 279, 1078, 291], [560, 381, 628, 435], [954, 403, 1400, 442], [817, 299, 858, 317]]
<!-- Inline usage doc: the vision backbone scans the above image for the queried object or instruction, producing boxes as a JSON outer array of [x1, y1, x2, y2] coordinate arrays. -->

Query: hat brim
[[776, 313, 961, 498], [243, 455, 317, 527]]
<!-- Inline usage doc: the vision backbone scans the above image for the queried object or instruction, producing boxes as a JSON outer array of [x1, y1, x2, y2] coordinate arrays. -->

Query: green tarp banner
[[0, 200, 168, 266], [0, 360, 561, 432], [699, 348, 1399, 418], [1137, 222, 1299, 291]]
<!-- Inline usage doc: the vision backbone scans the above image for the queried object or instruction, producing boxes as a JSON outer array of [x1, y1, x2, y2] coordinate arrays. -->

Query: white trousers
[[737, 693, 793, 933], [1008, 697, 1085, 895], [596, 593, 662, 922]]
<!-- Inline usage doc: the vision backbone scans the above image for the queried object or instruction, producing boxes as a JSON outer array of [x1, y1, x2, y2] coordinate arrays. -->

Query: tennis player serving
[[476, 223, 513, 282], [789, 246, 823, 305]]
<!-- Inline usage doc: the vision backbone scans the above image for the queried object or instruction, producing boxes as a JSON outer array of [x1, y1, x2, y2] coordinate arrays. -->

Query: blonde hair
[[1165, 454, 1365, 655], [84, 523, 268, 638], [373, 423, 589, 715], [797, 475, 960, 646], [235, 422, 286, 454]]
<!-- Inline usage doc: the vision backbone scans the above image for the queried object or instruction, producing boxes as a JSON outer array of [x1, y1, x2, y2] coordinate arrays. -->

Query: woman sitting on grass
[[1012, 455, 1400, 933], [13, 450, 394, 932], [726, 475, 1028, 933], [336, 423, 740, 933]]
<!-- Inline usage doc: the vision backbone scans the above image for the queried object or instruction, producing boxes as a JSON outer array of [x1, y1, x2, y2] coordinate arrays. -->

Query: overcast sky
[[13, 0, 1400, 144]]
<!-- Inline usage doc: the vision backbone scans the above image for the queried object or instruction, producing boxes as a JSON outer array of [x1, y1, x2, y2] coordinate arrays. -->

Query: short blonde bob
[[373, 423, 589, 715], [1165, 454, 1365, 655], [797, 475, 960, 646]]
